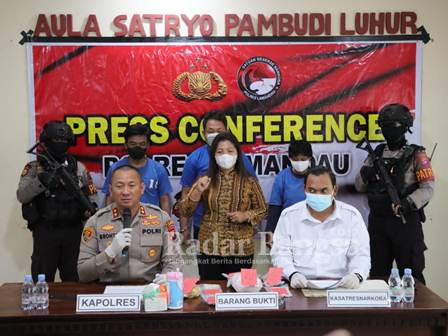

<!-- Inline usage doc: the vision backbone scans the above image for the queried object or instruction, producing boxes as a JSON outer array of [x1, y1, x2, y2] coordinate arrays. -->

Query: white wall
[[1, 0, 447, 298]]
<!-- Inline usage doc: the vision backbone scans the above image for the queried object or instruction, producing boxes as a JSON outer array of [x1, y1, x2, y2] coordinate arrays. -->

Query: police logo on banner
[[237, 56, 281, 101]]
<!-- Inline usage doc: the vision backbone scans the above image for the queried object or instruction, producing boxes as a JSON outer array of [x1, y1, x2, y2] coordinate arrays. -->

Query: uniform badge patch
[[166, 219, 175, 232], [139, 206, 146, 215], [87, 182, 97, 195], [21, 164, 32, 177], [415, 151, 435, 182], [82, 227, 94, 243], [101, 224, 115, 231], [148, 249, 157, 257]]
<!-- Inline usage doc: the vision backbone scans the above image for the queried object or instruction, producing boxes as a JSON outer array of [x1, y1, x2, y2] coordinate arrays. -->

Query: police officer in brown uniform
[[17, 121, 98, 282], [78, 165, 181, 282], [355, 104, 435, 284]]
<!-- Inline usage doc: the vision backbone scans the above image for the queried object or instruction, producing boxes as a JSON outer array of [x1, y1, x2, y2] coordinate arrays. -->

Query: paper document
[[104, 285, 146, 295], [307, 280, 341, 289], [302, 279, 389, 298]]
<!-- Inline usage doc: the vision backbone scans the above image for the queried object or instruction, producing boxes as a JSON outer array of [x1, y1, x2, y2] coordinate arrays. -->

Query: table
[[0, 280, 447, 336]]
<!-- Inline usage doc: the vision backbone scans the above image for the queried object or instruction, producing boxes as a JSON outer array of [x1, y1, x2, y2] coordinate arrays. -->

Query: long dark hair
[[207, 132, 249, 187]]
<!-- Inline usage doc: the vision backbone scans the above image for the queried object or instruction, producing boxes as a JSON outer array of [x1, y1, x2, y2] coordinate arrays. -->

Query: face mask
[[206, 132, 219, 146], [128, 146, 146, 160], [215, 154, 238, 170], [47, 141, 70, 161], [291, 160, 310, 173], [305, 192, 333, 212], [381, 125, 407, 150]]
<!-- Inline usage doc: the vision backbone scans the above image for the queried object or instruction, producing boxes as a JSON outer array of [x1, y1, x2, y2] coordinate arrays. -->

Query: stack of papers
[[104, 285, 146, 299]]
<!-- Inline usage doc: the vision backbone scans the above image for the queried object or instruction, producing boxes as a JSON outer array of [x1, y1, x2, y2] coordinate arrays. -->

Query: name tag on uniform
[[327, 290, 390, 307], [76, 294, 141, 312], [215, 292, 279, 311]]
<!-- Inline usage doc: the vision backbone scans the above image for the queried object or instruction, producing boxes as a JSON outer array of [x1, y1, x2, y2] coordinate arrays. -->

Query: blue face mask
[[305, 193, 333, 212]]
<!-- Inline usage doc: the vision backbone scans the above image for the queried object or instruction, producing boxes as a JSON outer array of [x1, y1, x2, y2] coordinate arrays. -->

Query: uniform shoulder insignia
[[112, 207, 120, 219], [139, 205, 146, 216]]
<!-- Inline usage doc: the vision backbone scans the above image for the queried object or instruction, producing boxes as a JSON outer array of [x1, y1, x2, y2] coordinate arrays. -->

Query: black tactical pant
[[31, 223, 83, 282], [368, 211, 426, 285]]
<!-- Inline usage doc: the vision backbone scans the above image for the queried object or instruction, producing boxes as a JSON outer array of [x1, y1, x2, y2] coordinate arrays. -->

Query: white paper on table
[[302, 279, 389, 298], [103, 285, 146, 296], [307, 279, 341, 289]]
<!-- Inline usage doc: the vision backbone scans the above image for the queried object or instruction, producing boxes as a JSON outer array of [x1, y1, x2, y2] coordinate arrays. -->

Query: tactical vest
[[366, 144, 422, 216], [34, 155, 83, 226]]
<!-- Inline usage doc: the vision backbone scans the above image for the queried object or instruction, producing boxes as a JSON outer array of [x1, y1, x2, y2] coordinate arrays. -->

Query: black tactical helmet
[[40, 121, 75, 145], [377, 103, 414, 129]]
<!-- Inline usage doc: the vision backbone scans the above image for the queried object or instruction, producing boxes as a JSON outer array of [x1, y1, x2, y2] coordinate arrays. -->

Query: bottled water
[[34, 274, 49, 310], [21, 275, 34, 311], [402, 268, 415, 303], [388, 268, 403, 303], [167, 270, 183, 309]]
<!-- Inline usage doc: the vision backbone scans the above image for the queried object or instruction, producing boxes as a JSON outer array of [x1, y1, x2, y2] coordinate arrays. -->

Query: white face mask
[[206, 132, 219, 146], [290, 159, 310, 173], [215, 154, 238, 170]]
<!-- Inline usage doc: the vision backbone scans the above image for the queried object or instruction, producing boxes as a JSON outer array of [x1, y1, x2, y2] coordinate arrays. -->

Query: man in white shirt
[[271, 166, 370, 289]]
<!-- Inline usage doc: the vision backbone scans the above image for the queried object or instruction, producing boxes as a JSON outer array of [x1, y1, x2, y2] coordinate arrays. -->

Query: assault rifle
[[27, 142, 97, 215], [356, 137, 406, 224]]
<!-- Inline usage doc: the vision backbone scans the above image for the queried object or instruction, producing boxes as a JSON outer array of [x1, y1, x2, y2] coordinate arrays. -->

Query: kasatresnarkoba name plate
[[215, 292, 279, 311], [327, 290, 390, 308], [76, 294, 141, 312]]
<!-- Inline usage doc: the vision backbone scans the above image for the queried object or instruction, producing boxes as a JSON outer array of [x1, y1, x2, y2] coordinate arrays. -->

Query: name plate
[[327, 290, 390, 308], [76, 294, 141, 312], [215, 292, 279, 311]]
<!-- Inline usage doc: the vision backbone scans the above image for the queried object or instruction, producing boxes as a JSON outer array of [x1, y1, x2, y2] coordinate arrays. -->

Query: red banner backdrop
[[29, 41, 421, 208]]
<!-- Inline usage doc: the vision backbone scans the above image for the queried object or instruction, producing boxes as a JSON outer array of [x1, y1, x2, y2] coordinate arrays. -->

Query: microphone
[[122, 208, 131, 257]]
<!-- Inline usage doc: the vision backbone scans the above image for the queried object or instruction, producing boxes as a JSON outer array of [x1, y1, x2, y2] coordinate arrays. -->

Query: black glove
[[38, 171, 59, 189], [399, 197, 415, 213], [360, 166, 378, 182]]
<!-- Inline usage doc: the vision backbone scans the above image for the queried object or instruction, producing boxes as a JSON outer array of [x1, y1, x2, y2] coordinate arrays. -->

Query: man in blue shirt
[[102, 123, 172, 214], [180, 111, 256, 240], [266, 140, 313, 234]]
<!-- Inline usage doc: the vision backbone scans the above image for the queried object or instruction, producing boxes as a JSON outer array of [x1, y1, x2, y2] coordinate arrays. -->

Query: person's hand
[[360, 166, 378, 182], [392, 198, 413, 217], [195, 176, 211, 193], [290, 272, 308, 289], [153, 273, 167, 284], [227, 211, 249, 223], [339, 273, 360, 289], [105, 228, 132, 258], [38, 171, 59, 189]]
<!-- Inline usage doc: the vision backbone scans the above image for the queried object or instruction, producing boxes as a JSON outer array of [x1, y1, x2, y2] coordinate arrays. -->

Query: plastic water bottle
[[402, 268, 415, 303], [167, 270, 183, 309], [21, 275, 34, 311], [388, 268, 403, 303], [34, 274, 49, 310]]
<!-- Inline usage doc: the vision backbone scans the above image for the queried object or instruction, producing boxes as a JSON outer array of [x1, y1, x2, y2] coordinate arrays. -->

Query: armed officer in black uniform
[[356, 104, 435, 284], [17, 121, 98, 282]]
